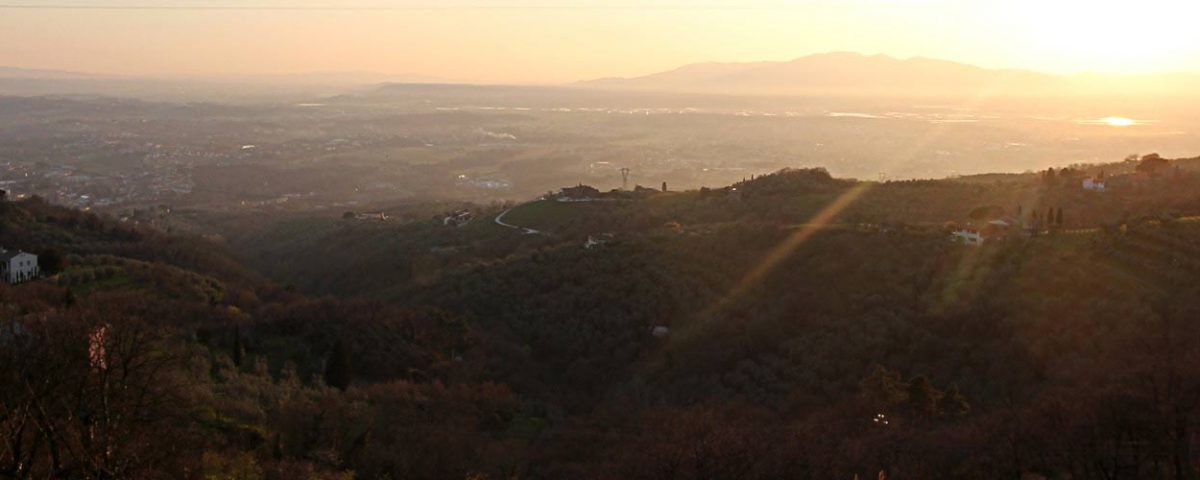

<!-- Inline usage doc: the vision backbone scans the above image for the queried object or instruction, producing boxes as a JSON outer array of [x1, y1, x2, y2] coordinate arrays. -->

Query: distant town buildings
[[0, 248, 38, 284], [455, 174, 512, 191]]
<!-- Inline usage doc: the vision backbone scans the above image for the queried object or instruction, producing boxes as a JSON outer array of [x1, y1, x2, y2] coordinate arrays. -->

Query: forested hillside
[[0, 199, 512, 479], [8, 155, 1200, 478]]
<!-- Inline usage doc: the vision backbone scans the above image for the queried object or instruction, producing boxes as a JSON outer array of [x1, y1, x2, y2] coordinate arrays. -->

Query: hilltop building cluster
[[950, 206, 1064, 246], [554, 182, 667, 202], [443, 209, 475, 227]]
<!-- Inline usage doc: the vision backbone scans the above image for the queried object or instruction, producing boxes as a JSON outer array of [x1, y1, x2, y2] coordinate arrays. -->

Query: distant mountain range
[[5, 52, 1199, 100], [581, 52, 1200, 97], [0, 66, 109, 80], [0, 66, 448, 85], [0, 67, 453, 101]]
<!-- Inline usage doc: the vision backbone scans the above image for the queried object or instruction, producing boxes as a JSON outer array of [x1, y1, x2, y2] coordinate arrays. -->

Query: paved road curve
[[494, 208, 542, 235]]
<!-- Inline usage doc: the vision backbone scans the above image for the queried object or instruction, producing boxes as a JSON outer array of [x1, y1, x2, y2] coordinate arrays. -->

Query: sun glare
[[1103, 117, 1135, 127], [1007, 0, 1200, 73]]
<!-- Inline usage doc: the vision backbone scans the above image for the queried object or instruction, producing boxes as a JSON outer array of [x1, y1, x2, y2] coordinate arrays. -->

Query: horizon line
[[5, 53, 1199, 84], [0, 3, 920, 11]]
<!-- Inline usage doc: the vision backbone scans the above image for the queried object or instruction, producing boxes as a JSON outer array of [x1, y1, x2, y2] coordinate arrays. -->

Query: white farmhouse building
[[950, 229, 985, 246], [0, 248, 38, 284], [1082, 178, 1106, 192]]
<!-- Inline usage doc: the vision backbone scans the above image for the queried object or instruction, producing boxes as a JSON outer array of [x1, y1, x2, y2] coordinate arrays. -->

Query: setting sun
[[1005, 0, 1200, 74], [1103, 117, 1136, 127]]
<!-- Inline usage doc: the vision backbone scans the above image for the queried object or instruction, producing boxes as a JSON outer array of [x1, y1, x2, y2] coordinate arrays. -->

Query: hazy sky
[[2, 0, 1199, 83]]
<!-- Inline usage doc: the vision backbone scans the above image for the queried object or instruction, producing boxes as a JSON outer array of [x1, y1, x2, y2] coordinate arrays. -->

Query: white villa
[[950, 229, 985, 246], [0, 248, 38, 284], [1083, 178, 1106, 192], [584, 233, 615, 249]]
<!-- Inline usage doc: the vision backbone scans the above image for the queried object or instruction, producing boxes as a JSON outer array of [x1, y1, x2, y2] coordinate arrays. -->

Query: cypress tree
[[1055, 208, 1063, 226], [325, 337, 354, 391], [938, 384, 971, 417], [906, 376, 940, 418], [861, 365, 907, 408], [232, 324, 245, 367]]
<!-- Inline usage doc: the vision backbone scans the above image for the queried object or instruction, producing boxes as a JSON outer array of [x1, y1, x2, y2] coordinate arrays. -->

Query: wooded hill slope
[[8, 154, 1200, 478]]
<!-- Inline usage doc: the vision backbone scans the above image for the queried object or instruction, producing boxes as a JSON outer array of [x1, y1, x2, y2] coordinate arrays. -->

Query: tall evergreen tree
[[232, 324, 244, 367], [906, 376, 940, 418], [325, 337, 354, 391], [861, 365, 907, 408], [938, 384, 971, 417], [1055, 207, 1063, 226], [38, 248, 65, 275]]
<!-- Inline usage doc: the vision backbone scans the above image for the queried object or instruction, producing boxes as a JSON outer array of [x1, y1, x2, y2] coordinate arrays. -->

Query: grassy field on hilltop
[[499, 199, 602, 232]]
